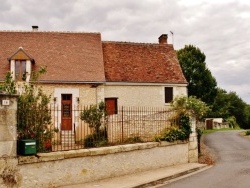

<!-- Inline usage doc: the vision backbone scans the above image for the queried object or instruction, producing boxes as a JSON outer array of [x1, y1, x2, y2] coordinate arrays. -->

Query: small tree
[[171, 96, 209, 152], [171, 96, 210, 121], [17, 67, 54, 152], [80, 101, 108, 147], [80, 101, 106, 133], [0, 72, 17, 94], [1, 67, 54, 152]]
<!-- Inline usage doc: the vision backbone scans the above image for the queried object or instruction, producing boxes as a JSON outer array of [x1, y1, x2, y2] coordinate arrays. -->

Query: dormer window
[[15, 60, 27, 81], [8, 47, 34, 82]]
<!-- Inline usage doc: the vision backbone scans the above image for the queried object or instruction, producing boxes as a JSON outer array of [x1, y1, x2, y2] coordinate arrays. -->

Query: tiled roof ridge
[[103, 40, 173, 46], [0, 30, 100, 34]]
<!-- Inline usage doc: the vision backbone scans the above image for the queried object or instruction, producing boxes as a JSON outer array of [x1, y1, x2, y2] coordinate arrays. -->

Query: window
[[105, 98, 118, 115], [8, 47, 34, 82], [15, 60, 27, 81], [165, 87, 173, 103]]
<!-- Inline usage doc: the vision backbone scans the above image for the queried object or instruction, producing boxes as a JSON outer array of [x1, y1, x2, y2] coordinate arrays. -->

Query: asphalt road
[[158, 130, 250, 188]]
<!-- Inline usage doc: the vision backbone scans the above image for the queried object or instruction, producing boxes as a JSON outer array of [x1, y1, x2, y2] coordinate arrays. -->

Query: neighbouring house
[[103, 34, 187, 112], [0, 26, 187, 144], [205, 118, 230, 129]]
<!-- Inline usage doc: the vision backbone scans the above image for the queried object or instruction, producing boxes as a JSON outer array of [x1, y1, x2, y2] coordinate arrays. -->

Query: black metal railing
[[17, 105, 178, 153]]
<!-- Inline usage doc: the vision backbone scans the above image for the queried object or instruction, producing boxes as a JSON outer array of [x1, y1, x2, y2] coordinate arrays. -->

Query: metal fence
[[17, 105, 178, 152]]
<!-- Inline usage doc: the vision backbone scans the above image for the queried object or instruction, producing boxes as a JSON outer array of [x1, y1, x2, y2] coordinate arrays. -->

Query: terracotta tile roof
[[0, 31, 105, 83], [102, 41, 187, 84]]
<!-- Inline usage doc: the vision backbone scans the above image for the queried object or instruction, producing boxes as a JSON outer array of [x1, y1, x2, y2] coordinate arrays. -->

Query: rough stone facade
[[188, 116, 198, 163], [17, 142, 189, 188], [0, 94, 18, 157], [40, 83, 101, 106], [104, 84, 187, 107], [106, 108, 176, 143]]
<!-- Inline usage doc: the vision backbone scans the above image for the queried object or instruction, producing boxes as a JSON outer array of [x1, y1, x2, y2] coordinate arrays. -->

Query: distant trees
[[209, 88, 250, 128], [177, 45, 217, 105], [177, 45, 250, 129]]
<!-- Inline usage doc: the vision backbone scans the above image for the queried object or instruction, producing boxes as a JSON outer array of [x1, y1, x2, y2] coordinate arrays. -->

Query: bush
[[171, 96, 209, 120], [155, 113, 191, 142], [4, 66, 55, 153], [80, 101, 108, 148], [124, 136, 143, 144], [179, 113, 192, 138], [163, 126, 186, 142], [83, 128, 108, 148], [245, 130, 250, 136]]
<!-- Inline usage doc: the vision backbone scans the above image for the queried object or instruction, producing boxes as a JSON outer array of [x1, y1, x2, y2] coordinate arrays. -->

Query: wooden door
[[61, 94, 72, 130], [206, 119, 213, 130], [105, 98, 117, 115]]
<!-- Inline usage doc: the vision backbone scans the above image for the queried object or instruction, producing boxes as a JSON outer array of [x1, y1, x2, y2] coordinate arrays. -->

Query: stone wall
[[104, 84, 187, 107], [107, 109, 175, 143], [188, 116, 198, 163], [0, 94, 18, 157], [0, 93, 198, 188], [0, 94, 20, 188], [17, 141, 189, 188]]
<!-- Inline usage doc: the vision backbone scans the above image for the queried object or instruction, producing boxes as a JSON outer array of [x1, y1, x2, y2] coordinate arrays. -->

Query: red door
[[105, 98, 117, 115], [61, 94, 72, 130], [206, 119, 213, 130]]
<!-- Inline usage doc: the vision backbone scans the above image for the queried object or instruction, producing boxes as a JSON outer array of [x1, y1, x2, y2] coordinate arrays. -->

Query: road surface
[[158, 130, 250, 188]]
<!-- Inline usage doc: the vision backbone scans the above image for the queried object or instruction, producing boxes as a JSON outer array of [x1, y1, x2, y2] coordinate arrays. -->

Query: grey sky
[[2, 0, 250, 103]]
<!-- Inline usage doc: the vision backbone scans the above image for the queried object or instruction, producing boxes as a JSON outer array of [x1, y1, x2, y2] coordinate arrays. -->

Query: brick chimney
[[158, 34, 168, 44], [32, 26, 39, 31]]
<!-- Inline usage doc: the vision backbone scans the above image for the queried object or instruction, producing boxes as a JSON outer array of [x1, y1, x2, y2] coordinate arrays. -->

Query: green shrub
[[171, 96, 209, 121], [245, 130, 250, 136], [83, 128, 108, 148], [179, 113, 192, 138], [10, 67, 54, 153], [155, 113, 191, 142], [163, 126, 186, 142], [124, 136, 143, 144], [80, 101, 108, 148]]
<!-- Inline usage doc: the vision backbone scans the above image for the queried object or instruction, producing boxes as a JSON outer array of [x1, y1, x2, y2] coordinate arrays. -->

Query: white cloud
[[2, 0, 250, 103]]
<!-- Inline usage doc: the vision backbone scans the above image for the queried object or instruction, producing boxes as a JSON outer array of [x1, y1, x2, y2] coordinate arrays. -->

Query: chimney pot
[[32, 26, 39, 31], [158, 34, 168, 44]]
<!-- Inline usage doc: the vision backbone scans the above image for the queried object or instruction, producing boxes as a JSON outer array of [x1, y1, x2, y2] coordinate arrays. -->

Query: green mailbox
[[18, 139, 37, 155]]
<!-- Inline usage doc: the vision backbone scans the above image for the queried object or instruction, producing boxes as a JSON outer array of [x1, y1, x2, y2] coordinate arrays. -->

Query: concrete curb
[[60, 163, 210, 188], [132, 164, 211, 188]]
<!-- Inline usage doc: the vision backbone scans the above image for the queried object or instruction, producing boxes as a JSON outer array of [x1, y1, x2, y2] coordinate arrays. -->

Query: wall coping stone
[[18, 141, 188, 165]]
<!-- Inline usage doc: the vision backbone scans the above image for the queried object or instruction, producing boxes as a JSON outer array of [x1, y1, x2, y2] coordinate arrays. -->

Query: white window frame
[[10, 59, 31, 82]]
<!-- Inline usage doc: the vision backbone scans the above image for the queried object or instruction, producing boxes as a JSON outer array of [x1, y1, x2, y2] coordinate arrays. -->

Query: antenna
[[170, 31, 174, 46]]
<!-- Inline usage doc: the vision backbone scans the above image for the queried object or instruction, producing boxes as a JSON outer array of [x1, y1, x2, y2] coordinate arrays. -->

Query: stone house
[[0, 27, 187, 140]]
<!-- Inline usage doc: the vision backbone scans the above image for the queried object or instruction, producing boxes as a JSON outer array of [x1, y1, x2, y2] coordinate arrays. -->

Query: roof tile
[[102, 42, 187, 84], [0, 31, 105, 82]]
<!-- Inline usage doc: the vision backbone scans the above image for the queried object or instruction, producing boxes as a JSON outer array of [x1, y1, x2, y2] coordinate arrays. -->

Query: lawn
[[202, 128, 241, 134]]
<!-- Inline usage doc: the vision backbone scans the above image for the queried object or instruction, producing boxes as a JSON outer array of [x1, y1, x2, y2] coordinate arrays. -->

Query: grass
[[202, 128, 241, 134], [245, 130, 250, 136]]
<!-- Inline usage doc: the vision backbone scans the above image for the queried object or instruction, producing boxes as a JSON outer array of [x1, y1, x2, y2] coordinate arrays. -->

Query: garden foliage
[[155, 113, 191, 142], [80, 101, 108, 148], [1, 67, 55, 152]]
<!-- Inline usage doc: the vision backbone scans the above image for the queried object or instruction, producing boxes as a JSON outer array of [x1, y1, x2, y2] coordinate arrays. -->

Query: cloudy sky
[[2, 0, 250, 103]]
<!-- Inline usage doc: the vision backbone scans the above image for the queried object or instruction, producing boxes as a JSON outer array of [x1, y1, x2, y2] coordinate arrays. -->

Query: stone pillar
[[188, 116, 198, 163], [0, 94, 18, 157], [96, 85, 105, 103]]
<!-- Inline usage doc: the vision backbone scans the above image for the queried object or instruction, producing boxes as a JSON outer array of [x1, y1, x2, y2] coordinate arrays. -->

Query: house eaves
[[38, 80, 105, 84], [105, 81, 188, 87]]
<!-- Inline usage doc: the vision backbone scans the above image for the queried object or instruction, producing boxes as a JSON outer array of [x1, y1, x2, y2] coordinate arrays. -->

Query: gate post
[[188, 116, 198, 163], [0, 93, 18, 157]]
